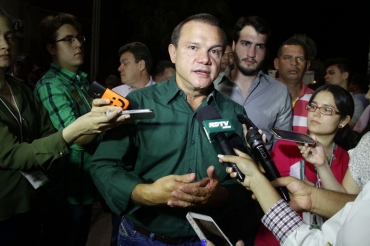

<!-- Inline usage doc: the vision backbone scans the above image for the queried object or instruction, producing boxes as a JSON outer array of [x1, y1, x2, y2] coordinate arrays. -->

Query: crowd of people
[[1, 6, 370, 246]]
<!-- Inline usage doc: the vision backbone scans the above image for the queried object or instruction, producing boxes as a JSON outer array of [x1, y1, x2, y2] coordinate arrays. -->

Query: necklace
[[315, 142, 336, 188]]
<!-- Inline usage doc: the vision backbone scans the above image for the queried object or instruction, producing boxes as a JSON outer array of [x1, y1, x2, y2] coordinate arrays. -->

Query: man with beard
[[215, 16, 292, 150]]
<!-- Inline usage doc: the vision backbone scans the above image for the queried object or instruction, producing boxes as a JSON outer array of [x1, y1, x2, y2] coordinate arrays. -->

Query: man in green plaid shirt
[[34, 13, 99, 246]]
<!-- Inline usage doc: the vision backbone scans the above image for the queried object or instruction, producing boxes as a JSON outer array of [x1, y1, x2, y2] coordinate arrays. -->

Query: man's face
[[220, 45, 233, 72], [50, 24, 84, 72], [168, 21, 223, 91], [233, 25, 267, 76], [325, 65, 345, 85], [274, 45, 309, 84], [117, 51, 141, 86]]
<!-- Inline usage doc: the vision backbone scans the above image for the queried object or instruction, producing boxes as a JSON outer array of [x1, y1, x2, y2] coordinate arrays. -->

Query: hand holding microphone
[[197, 106, 245, 182], [237, 114, 290, 202]]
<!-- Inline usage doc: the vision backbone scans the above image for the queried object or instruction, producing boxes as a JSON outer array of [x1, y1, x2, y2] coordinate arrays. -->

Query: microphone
[[197, 106, 245, 182], [238, 114, 290, 202]]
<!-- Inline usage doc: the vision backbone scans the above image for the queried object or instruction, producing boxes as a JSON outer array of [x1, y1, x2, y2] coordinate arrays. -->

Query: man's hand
[[131, 173, 197, 206], [167, 166, 228, 208], [272, 176, 313, 212]]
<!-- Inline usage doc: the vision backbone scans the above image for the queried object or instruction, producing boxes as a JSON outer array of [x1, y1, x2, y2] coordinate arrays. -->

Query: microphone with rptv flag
[[196, 106, 245, 182]]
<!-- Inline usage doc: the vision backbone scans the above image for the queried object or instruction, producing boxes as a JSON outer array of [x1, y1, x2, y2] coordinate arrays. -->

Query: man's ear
[[138, 60, 146, 72], [273, 58, 279, 70], [46, 44, 56, 55], [232, 41, 236, 51], [168, 44, 176, 63], [342, 71, 349, 80]]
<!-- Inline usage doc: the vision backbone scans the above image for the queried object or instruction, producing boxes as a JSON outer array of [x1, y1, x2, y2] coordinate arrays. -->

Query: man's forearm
[[311, 187, 357, 218], [131, 183, 157, 206]]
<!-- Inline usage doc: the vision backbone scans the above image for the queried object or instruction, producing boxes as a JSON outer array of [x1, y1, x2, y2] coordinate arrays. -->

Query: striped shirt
[[292, 83, 314, 134]]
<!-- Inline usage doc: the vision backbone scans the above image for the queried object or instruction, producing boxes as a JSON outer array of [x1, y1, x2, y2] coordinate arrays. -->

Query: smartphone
[[88, 81, 130, 109], [120, 109, 155, 120], [271, 128, 315, 145], [186, 212, 232, 246]]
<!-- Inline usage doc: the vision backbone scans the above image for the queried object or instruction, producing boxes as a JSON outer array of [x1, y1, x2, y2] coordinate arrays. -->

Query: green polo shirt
[[91, 77, 257, 238], [34, 63, 99, 204]]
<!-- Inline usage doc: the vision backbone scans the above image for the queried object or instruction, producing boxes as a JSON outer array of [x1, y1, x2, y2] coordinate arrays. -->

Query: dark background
[[12, 0, 370, 83]]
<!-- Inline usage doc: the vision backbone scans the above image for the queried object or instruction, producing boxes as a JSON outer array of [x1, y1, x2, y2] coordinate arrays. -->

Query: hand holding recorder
[[88, 81, 155, 120]]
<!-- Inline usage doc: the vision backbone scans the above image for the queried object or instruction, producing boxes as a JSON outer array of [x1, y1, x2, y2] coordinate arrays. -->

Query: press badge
[[303, 212, 323, 230]]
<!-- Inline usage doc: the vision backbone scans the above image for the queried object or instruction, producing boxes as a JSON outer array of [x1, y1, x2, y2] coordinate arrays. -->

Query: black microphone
[[197, 106, 245, 182], [242, 121, 290, 202]]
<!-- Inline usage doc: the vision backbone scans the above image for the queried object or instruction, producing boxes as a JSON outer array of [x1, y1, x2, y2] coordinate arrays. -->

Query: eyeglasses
[[53, 35, 85, 44], [305, 103, 340, 116]]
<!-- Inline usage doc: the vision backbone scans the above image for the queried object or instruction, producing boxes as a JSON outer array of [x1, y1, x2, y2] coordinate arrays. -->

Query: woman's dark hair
[[309, 84, 354, 150]]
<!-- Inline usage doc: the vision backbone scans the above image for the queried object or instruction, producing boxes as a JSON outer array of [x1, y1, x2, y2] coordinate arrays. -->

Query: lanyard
[[315, 142, 336, 189]]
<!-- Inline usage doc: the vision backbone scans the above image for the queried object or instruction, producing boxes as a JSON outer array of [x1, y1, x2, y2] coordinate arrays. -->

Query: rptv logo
[[209, 121, 231, 129]]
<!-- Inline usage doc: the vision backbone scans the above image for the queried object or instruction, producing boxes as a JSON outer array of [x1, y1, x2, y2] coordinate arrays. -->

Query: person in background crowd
[[349, 72, 369, 109], [152, 59, 175, 82], [11, 52, 35, 90], [273, 37, 313, 134], [35, 12, 118, 246], [213, 42, 233, 85], [0, 8, 127, 246], [324, 57, 364, 129], [104, 74, 121, 89], [256, 84, 353, 246], [215, 15, 292, 151], [113, 42, 155, 96]]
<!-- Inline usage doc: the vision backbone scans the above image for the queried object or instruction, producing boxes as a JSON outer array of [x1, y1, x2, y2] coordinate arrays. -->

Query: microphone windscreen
[[196, 105, 221, 125], [228, 133, 248, 153]]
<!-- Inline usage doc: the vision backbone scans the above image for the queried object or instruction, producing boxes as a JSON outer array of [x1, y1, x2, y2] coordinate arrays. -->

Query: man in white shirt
[[113, 42, 156, 97]]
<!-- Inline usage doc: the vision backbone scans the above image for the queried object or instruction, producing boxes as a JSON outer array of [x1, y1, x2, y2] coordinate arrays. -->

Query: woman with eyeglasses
[[255, 84, 354, 245], [272, 84, 354, 184], [0, 9, 127, 246]]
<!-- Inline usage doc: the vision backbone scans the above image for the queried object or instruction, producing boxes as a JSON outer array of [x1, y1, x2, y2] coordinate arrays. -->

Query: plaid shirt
[[34, 63, 99, 204], [262, 199, 304, 244], [34, 63, 92, 129]]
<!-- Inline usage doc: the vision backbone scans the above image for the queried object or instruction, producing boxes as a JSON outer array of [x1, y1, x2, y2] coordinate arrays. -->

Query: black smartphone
[[120, 109, 155, 120], [271, 128, 315, 145], [88, 81, 130, 109]]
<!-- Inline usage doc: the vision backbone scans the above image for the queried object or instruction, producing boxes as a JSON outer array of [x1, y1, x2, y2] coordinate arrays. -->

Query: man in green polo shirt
[[34, 13, 98, 246], [91, 13, 259, 246]]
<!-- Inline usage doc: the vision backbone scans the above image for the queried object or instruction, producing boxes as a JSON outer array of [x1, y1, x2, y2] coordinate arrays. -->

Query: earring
[[339, 124, 343, 128]]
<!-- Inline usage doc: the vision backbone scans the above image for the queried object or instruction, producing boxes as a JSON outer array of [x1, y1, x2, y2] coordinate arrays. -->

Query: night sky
[[23, 1, 370, 82]]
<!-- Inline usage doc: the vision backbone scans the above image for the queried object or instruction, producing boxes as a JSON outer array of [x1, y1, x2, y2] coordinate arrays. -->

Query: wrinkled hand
[[221, 149, 260, 190], [167, 166, 228, 208], [297, 134, 326, 167], [132, 173, 197, 206], [272, 176, 313, 213]]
